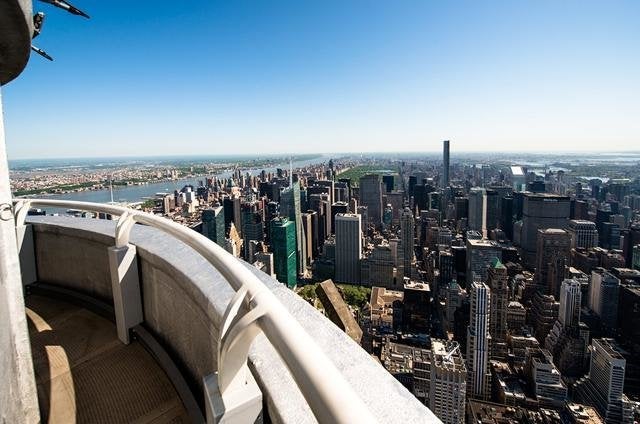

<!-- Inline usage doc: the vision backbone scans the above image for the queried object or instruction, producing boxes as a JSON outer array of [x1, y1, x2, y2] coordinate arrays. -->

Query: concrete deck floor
[[26, 295, 190, 423]]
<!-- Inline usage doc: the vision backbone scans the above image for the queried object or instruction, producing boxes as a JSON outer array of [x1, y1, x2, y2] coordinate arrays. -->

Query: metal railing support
[[108, 242, 143, 344], [203, 287, 264, 423], [204, 366, 262, 424]]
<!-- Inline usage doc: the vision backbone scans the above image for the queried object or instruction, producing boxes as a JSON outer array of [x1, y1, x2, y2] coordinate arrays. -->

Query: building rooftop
[[404, 281, 431, 292], [538, 228, 568, 235], [370, 286, 404, 308], [524, 193, 571, 200], [431, 340, 466, 371], [336, 212, 360, 219], [510, 166, 524, 177], [467, 238, 501, 248], [594, 338, 625, 361], [564, 403, 604, 424]]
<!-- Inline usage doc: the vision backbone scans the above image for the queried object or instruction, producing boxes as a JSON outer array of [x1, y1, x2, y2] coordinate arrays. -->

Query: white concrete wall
[[0, 88, 40, 423]]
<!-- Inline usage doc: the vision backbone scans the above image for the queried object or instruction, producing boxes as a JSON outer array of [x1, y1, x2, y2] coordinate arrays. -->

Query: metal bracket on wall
[[0, 202, 14, 221], [203, 287, 266, 423]]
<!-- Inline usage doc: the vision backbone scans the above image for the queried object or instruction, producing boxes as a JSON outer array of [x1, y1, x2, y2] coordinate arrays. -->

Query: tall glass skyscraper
[[280, 181, 307, 275], [270, 217, 297, 289]]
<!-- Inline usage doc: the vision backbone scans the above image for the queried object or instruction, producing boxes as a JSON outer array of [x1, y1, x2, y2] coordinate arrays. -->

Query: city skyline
[[3, 2, 640, 423], [2, 0, 639, 159]]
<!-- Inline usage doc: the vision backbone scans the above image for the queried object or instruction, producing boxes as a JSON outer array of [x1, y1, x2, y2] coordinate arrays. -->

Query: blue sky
[[3, 0, 639, 159]]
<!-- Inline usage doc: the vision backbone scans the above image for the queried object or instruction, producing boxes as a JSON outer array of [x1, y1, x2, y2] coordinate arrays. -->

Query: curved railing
[[13, 198, 376, 424]]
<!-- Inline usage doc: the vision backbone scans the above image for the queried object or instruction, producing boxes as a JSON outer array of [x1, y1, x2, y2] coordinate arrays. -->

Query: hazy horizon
[[8, 149, 640, 163]]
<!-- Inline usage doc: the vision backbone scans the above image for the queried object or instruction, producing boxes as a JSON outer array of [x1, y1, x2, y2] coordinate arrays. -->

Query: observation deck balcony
[[6, 200, 440, 423]]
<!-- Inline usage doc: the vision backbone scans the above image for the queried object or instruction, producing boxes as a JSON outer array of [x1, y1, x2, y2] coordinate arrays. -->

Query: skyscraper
[[500, 196, 514, 241], [466, 238, 502, 283], [233, 195, 242, 237], [270, 217, 297, 288], [568, 220, 599, 249], [359, 174, 383, 228], [600, 222, 621, 250], [574, 339, 634, 424], [487, 259, 508, 354], [241, 201, 264, 260], [300, 212, 314, 265], [621, 224, 640, 268], [466, 281, 491, 400], [403, 281, 430, 333], [525, 348, 568, 408], [429, 340, 466, 424], [382, 175, 394, 193], [468, 188, 486, 235], [558, 278, 582, 329], [443, 140, 450, 187], [330, 201, 349, 234], [535, 228, 571, 297], [335, 213, 362, 284], [520, 193, 571, 267], [545, 278, 588, 377], [588, 269, 620, 332], [400, 207, 415, 278], [280, 181, 307, 275], [485, 190, 500, 232], [531, 292, 559, 343], [201, 206, 225, 246]]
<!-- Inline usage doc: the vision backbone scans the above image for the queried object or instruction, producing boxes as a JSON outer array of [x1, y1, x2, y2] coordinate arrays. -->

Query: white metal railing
[[13, 198, 377, 424]]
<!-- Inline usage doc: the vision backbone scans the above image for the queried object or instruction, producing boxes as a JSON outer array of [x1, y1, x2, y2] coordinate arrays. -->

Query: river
[[43, 155, 327, 205]]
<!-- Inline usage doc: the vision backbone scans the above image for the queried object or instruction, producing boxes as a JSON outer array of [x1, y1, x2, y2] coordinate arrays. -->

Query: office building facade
[[535, 228, 571, 297], [359, 174, 383, 228], [467, 281, 491, 400], [201, 206, 225, 246], [335, 213, 362, 284], [520, 194, 571, 267]]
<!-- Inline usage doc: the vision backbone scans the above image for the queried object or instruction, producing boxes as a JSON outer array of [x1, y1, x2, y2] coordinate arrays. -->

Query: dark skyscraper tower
[[382, 175, 394, 193], [359, 174, 383, 228], [202, 207, 225, 247], [443, 140, 450, 187]]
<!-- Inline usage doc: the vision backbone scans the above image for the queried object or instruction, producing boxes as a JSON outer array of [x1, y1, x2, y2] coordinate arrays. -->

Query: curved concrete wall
[[28, 215, 439, 423]]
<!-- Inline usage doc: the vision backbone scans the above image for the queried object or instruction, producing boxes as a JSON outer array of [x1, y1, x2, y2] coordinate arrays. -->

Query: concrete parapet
[[27, 215, 440, 423]]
